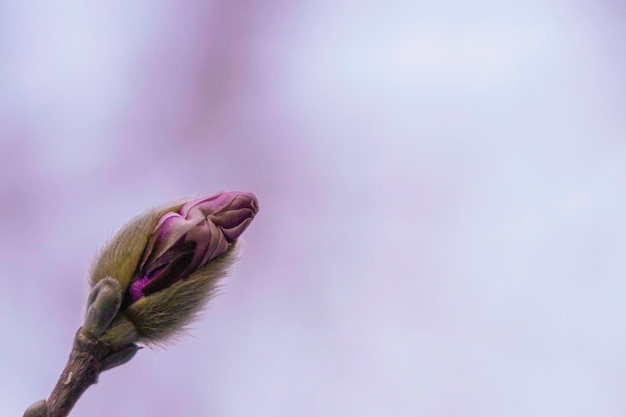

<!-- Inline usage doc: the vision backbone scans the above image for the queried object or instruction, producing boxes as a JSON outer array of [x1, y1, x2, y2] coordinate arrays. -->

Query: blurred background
[[1, 1, 626, 416]]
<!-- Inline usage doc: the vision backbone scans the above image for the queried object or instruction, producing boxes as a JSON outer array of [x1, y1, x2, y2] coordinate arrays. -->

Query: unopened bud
[[89, 191, 259, 345]]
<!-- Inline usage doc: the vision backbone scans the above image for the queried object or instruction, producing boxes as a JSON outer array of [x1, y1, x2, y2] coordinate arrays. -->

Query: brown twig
[[45, 328, 111, 417]]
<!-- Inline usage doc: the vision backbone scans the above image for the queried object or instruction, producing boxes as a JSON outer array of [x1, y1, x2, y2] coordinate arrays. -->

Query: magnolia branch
[[22, 191, 259, 417]]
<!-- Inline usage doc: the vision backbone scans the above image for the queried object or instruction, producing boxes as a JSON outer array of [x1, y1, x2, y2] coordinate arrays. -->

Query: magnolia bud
[[22, 400, 47, 417], [84, 277, 122, 338], [89, 191, 258, 345]]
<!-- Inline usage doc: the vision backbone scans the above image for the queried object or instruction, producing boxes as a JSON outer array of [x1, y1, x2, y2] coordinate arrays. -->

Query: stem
[[45, 328, 111, 417]]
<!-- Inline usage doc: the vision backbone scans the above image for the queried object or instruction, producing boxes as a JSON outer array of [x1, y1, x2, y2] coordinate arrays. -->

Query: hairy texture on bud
[[125, 245, 239, 344], [129, 192, 258, 303], [99, 315, 139, 346], [90, 202, 185, 291], [88, 191, 258, 345]]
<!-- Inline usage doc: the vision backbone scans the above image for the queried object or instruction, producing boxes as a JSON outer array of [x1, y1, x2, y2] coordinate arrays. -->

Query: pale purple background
[[2, 1, 626, 416]]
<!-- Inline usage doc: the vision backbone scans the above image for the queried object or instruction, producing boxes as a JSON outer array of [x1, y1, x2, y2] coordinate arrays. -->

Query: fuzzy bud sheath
[[91, 191, 259, 345], [23, 191, 258, 417]]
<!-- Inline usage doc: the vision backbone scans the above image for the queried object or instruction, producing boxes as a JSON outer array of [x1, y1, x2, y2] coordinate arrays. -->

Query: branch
[[23, 191, 259, 416], [24, 329, 111, 417]]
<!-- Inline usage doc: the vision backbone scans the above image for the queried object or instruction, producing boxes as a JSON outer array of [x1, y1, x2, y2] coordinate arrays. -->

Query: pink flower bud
[[128, 191, 258, 302]]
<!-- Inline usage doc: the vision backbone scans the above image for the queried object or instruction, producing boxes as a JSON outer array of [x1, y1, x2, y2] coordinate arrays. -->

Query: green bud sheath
[[84, 277, 122, 338], [90, 203, 185, 291], [100, 343, 141, 372], [88, 192, 257, 346], [124, 244, 238, 344], [88, 204, 183, 346]]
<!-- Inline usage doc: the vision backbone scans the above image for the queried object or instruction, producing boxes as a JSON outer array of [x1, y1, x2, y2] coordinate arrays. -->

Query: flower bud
[[90, 191, 258, 345], [129, 191, 258, 303], [84, 277, 122, 338], [22, 400, 47, 417], [100, 343, 141, 372]]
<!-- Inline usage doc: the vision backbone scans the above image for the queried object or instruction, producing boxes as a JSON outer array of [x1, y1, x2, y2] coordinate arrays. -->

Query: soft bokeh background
[[2, 1, 625, 416]]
